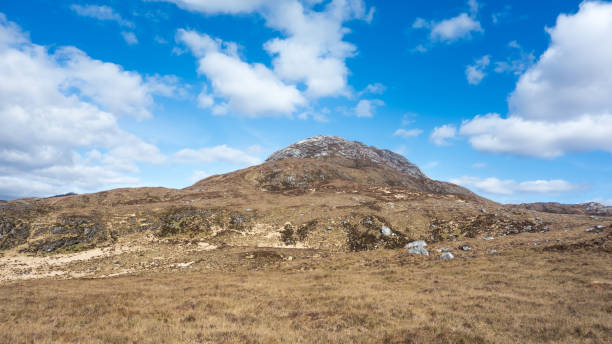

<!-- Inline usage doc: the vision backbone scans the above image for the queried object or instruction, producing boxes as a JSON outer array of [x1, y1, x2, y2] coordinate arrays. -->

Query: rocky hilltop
[[0, 135, 605, 271], [192, 135, 475, 197], [267, 135, 426, 178]]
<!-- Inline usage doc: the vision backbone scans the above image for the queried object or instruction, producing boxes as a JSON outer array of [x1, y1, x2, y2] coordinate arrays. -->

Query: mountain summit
[[192, 135, 475, 198], [266, 135, 426, 179]]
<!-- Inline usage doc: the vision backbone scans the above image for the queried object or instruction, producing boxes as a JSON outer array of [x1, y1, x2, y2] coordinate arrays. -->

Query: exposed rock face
[[267, 135, 426, 179], [0, 216, 30, 250], [261, 135, 476, 197]]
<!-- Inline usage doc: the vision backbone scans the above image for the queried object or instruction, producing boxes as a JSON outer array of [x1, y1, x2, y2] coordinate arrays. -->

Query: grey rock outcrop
[[267, 135, 426, 179]]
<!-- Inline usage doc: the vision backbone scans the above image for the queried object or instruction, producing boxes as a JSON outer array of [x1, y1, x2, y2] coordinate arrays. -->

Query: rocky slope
[[512, 202, 612, 217], [192, 135, 477, 197], [0, 136, 602, 258]]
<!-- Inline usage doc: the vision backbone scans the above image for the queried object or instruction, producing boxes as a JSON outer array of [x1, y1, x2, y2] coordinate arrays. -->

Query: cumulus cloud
[[174, 145, 261, 165], [493, 41, 535, 75], [167, 0, 374, 116], [160, 0, 267, 14], [394, 128, 423, 138], [446, 1, 612, 157], [121, 31, 138, 45], [0, 14, 172, 199], [354, 99, 384, 117], [413, 0, 483, 45], [70, 4, 134, 27], [450, 176, 579, 196], [460, 113, 612, 157], [358, 82, 386, 96], [465, 55, 490, 85], [430, 125, 457, 146], [177, 29, 305, 116]]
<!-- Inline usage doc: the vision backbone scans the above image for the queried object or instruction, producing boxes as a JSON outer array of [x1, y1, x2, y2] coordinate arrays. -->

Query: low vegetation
[[1, 240, 610, 344]]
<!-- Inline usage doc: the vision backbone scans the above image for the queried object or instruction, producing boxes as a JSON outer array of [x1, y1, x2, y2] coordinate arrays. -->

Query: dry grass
[[1, 244, 610, 344]]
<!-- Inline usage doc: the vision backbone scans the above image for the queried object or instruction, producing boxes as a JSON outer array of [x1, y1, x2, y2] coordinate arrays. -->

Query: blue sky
[[1, 0, 611, 205]]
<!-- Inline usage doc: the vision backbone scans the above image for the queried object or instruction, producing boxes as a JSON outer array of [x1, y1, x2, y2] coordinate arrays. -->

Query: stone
[[381, 226, 392, 236], [405, 240, 427, 249], [440, 252, 454, 260], [490, 249, 498, 254], [326, 226, 333, 231], [483, 237, 494, 241], [408, 246, 429, 256], [406, 240, 429, 256], [459, 245, 472, 251]]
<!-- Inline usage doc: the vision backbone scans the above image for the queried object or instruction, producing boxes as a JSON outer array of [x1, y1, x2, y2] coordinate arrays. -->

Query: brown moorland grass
[[1, 245, 610, 344]]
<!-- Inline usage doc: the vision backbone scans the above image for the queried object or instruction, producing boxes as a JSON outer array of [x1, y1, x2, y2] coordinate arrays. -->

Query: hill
[[1, 135, 610, 343]]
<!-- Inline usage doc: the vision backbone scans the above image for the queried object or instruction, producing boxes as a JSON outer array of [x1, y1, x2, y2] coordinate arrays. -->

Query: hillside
[[1, 135, 611, 343], [0, 135, 560, 256]]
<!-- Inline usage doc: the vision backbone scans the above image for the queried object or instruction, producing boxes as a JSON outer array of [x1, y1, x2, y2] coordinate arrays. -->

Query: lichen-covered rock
[[344, 215, 408, 251], [23, 215, 107, 253], [155, 207, 253, 237], [267, 135, 426, 179], [0, 216, 30, 250]]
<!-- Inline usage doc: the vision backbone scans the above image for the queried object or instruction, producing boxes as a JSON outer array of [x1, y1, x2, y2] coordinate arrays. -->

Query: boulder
[[405, 240, 427, 249], [381, 226, 391, 236], [440, 252, 454, 260], [408, 246, 429, 256], [406, 240, 429, 256]]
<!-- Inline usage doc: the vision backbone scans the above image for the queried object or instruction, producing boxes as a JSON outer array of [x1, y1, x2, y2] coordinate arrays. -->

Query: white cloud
[[145, 74, 189, 99], [458, 1, 612, 157], [174, 145, 261, 165], [465, 55, 490, 85], [414, 1, 483, 44], [450, 176, 579, 196], [70, 4, 134, 28], [121, 31, 138, 45], [431, 13, 483, 42], [161, 0, 267, 14], [460, 113, 612, 157], [297, 109, 330, 122], [493, 41, 535, 75], [0, 14, 167, 199], [166, 0, 374, 114], [430, 125, 457, 146], [354, 99, 384, 117], [263, 0, 372, 98], [358, 82, 386, 96], [401, 113, 418, 126], [394, 128, 423, 138], [177, 29, 305, 116]]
